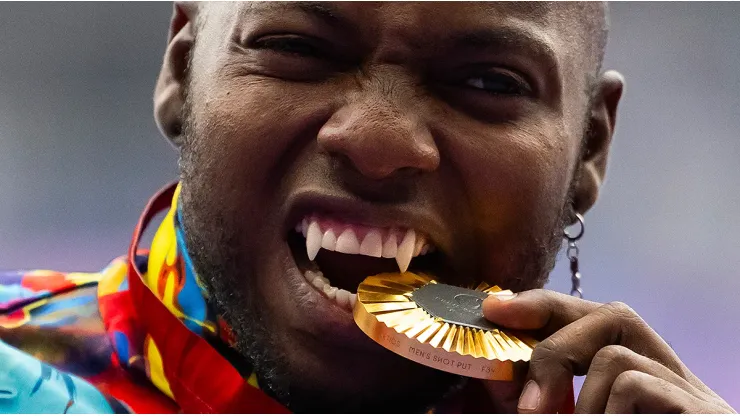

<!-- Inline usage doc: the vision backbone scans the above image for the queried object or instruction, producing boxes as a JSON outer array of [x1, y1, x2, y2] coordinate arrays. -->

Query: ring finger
[[576, 345, 699, 413]]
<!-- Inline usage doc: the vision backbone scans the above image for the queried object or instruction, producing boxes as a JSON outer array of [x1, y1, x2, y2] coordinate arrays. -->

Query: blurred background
[[0, 2, 738, 407]]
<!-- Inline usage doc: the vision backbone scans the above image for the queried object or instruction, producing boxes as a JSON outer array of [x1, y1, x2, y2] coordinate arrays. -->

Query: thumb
[[479, 378, 526, 413], [480, 377, 576, 414], [478, 355, 530, 413]]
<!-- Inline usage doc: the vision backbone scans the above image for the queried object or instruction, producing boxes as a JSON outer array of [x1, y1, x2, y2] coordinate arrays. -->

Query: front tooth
[[382, 232, 398, 258], [306, 220, 322, 261], [321, 229, 337, 251], [335, 229, 360, 254], [396, 229, 415, 273], [301, 218, 308, 237], [359, 230, 383, 257], [349, 293, 358, 309]]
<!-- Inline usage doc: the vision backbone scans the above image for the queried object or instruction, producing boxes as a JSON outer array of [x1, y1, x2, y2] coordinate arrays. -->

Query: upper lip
[[283, 189, 453, 262]]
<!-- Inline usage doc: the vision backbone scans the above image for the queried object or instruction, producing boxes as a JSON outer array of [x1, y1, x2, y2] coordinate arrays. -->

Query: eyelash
[[461, 72, 531, 96], [253, 35, 325, 59]]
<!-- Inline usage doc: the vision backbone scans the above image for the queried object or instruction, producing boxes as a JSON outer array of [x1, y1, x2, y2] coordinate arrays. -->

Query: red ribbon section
[[127, 182, 288, 414]]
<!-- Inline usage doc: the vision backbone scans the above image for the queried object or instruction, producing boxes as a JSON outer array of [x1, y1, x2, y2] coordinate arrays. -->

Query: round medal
[[353, 272, 537, 380]]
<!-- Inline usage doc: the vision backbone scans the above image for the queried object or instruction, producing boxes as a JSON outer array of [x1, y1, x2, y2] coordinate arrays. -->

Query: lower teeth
[[304, 270, 357, 311]]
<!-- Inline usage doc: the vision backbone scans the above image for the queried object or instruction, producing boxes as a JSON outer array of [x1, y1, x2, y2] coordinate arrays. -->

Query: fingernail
[[518, 380, 540, 411], [489, 291, 517, 301]]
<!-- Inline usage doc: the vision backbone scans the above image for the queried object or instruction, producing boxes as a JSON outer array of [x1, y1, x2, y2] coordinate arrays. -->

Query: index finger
[[482, 288, 601, 334]]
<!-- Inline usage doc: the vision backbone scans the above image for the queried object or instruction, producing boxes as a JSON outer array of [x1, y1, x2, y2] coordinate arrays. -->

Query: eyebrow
[[248, 2, 559, 71], [255, 1, 353, 33], [448, 27, 558, 70], [288, 3, 556, 62], [295, 1, 341, 24]]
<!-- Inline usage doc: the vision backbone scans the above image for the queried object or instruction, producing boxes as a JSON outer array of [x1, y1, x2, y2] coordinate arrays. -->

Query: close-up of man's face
[[155, 2, 623, 412]]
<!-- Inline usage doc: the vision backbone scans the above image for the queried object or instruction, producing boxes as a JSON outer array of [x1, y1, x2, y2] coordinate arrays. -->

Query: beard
[[175, 88, 578, 412]]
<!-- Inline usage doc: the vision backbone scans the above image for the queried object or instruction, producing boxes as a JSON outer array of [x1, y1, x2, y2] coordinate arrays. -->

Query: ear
[[572, 70, 624, 216], [154, 2, 198, 147]]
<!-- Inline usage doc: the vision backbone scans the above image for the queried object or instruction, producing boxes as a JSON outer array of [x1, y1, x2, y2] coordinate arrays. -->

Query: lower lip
[[283, 244, 383, 351]]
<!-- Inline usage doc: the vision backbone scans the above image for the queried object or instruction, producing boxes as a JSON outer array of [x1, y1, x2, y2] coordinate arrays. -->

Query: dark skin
[[153, 2, 734, 413]]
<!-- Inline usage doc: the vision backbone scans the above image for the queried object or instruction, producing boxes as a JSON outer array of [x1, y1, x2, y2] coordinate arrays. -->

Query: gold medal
[[353, 272, 538, 380]]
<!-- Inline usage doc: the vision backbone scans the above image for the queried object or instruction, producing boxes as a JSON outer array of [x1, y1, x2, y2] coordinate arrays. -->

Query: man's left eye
[[463, 72, 530, 96]]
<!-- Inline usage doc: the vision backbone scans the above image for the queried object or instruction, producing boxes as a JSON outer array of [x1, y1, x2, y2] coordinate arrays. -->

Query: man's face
[[174, 2, 611, 412]]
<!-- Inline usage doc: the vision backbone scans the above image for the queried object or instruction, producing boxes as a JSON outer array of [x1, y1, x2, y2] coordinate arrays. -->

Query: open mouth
[[288, 215, 450, 313]]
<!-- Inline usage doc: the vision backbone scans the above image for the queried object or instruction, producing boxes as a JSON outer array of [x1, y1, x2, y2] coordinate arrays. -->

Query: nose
[[317, 85, 440, 181]]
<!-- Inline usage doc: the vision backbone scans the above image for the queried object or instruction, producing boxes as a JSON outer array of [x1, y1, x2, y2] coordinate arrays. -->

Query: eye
[[253, 35, 326, 59], [463, 71, 531, 96], [241, 33, 352, 82]]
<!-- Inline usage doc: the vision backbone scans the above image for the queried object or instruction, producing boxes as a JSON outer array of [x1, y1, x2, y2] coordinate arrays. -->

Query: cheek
[[444, 121, 576, 239], [184, 74, 337, 218], [190, 80, 309, 188]]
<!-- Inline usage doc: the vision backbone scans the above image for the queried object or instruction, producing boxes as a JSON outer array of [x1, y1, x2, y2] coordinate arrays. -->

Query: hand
[[480, 289, 735, 413]]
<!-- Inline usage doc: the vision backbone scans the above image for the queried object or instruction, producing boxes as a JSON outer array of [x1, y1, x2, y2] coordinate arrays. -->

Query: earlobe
[[154, 2, 197, 146], [572, 70, 624, 216]]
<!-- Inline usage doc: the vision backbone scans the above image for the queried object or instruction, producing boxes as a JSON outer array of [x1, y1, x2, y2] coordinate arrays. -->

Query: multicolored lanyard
[[127, 182, 288, 413]]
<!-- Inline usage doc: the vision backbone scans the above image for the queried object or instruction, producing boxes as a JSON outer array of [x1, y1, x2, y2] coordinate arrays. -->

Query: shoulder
[[0, 266, 101, 301], [0, 257, 129, 375], [0, 268, 103, 330]]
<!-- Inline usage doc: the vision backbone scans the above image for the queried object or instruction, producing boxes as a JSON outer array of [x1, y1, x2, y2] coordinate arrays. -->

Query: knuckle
[[531, 338, 556, 364], [598, 301, 645, 327], [592, 345, 630, 369], [531, 337, 560, 364], [611, 370, 644, 397], [604, 301, 636, 317], [531, 333, 573, 367]]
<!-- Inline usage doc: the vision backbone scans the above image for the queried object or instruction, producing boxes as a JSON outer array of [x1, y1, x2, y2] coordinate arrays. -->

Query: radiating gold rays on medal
[[356, 272, 538, 362]]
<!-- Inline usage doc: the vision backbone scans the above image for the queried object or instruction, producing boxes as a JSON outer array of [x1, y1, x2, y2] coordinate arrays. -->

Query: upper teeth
[[298, 217, 433, 273]]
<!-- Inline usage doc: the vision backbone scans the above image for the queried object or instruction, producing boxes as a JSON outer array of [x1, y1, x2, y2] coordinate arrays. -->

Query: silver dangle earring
[[564, 213, 585, 298]]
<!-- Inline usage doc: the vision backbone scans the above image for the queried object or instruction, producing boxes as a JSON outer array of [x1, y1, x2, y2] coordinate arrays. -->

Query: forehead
[[207, 2, 575, 53], [242, 1, 556, 24]]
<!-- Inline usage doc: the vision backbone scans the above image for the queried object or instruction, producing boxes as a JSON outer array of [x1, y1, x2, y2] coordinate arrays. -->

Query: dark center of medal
[[410, 283, 496, 331]]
